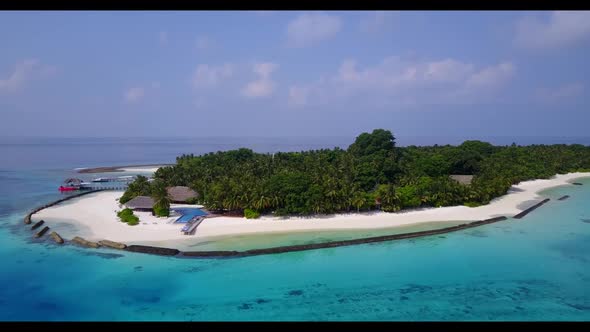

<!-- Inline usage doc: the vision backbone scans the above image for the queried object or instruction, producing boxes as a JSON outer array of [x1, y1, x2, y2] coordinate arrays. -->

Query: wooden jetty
[[182, 217, 205, 235]]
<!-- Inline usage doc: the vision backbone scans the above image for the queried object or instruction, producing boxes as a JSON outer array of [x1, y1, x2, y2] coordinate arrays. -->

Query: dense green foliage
[[185, 197, 199, 205], [117, 208, 139, 225], [119, 175, 151, 204], [119, 175, 171, 216], [122, 129, 590, 217], [151, 179, 170, 217], [244, 208, 261, 219]]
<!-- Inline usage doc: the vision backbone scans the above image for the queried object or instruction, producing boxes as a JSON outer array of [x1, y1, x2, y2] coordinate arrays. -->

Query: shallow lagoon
[[0, 137, 589, 320], [1, 173, 589, 320]]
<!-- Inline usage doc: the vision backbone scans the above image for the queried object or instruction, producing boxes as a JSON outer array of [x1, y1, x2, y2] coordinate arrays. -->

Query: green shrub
[[153, 204, 170, 217], [185, 197, 199, 205], [117, 208, 140, 224], [464, 201, 482, 208], [244, 208, 260, 219], [117, 208, 133, 217], [118, 192, 136, 205]]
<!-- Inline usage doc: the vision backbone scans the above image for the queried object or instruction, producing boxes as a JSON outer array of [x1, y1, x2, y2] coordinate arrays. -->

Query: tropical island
[[31, 129, 590, 250], [123, 129, 590, 217]]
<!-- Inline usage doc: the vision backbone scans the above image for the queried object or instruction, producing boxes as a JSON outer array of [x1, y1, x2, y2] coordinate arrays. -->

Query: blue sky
[[0, 11, 589, 138]]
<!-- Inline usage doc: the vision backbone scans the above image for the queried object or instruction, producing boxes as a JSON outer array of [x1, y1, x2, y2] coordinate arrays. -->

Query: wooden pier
[[182, 217, 205, 235]]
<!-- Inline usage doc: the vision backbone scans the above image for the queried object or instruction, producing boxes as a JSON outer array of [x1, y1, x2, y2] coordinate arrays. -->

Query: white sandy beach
[[117, 166, 162, 173], [31, 172, 590, 245]]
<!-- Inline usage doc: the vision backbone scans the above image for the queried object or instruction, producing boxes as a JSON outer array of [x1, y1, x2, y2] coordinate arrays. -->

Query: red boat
[[59, 186, 79, 192], [59, 178, 83, 192]]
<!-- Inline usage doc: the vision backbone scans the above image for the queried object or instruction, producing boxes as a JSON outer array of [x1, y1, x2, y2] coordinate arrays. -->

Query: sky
[[0, 10, 589, 138]]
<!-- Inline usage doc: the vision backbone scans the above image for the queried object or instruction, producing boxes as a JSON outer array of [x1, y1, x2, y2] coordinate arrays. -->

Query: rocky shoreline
[[22, 178, 573, 259]]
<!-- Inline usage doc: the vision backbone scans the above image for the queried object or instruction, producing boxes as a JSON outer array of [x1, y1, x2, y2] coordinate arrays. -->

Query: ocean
[[0, 136, 589, 321]]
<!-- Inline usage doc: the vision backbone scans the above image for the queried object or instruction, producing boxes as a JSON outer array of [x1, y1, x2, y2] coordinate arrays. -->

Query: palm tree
[[352, 192, 367, 213], [271, 194, 282, 210], [151, 180, 171, 217], [253, 195, 272, 211]]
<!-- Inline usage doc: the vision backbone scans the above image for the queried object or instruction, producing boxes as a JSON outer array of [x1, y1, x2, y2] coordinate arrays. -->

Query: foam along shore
[[118, 166, 162, 173], [31, 172, 590, 245], [76, 164, 169, 174]]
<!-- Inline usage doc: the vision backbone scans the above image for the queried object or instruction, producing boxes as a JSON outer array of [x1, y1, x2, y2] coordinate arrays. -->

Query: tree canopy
[[121, 129, 590, 218]]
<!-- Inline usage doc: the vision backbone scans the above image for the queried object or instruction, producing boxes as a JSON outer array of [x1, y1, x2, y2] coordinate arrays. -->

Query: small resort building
[[166, 186, 198, 203], [450, 175, 474, 185], [124, 196, 155, 212]]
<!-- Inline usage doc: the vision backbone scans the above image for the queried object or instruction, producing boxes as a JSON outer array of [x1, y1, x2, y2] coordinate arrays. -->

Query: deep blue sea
[[0, 136, 589, 321]]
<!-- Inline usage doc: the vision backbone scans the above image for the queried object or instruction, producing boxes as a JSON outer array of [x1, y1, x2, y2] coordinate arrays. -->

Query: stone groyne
[[34, 226, 50, 238], [22, 189, 554, 259], [179, 216, 509, 258], [24, 190, 104, 225], [24, 190, 104, 245], [98, 240, 127, 250], [72, 236, 101, 248], [31, 219, 45, 230], [125, 245, 180, 256], [50, 232, 64, 244], [513, 198, 551, 219]]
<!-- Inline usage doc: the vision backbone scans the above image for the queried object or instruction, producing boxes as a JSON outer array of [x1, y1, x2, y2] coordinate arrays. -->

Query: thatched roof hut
[[450, 175, 474, 185], [125, 196, 155, 211], [167, 186, 198, 203], [64, 178, 82, 185]]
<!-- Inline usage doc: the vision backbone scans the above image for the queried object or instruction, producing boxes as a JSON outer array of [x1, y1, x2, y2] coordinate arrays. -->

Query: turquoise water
[[0, 138, 589, 320], [173, 208, 208, 223]]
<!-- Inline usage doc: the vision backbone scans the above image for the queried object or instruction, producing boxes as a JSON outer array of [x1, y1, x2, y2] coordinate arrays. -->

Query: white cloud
[[124, 87, 145, 103], [159, 31, 168, 46], [465, 62, 515, 88], [535, 82, 584, 103], [286, 13, 342, 48], [359, 11, 396, 33], [425, 59, 475, 83], [0, 59, 56, 94], [515, 11, 590, 49], [289, 56, 516, 107], [241, 62, 279, 98], [192, 63, 233, 88]]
